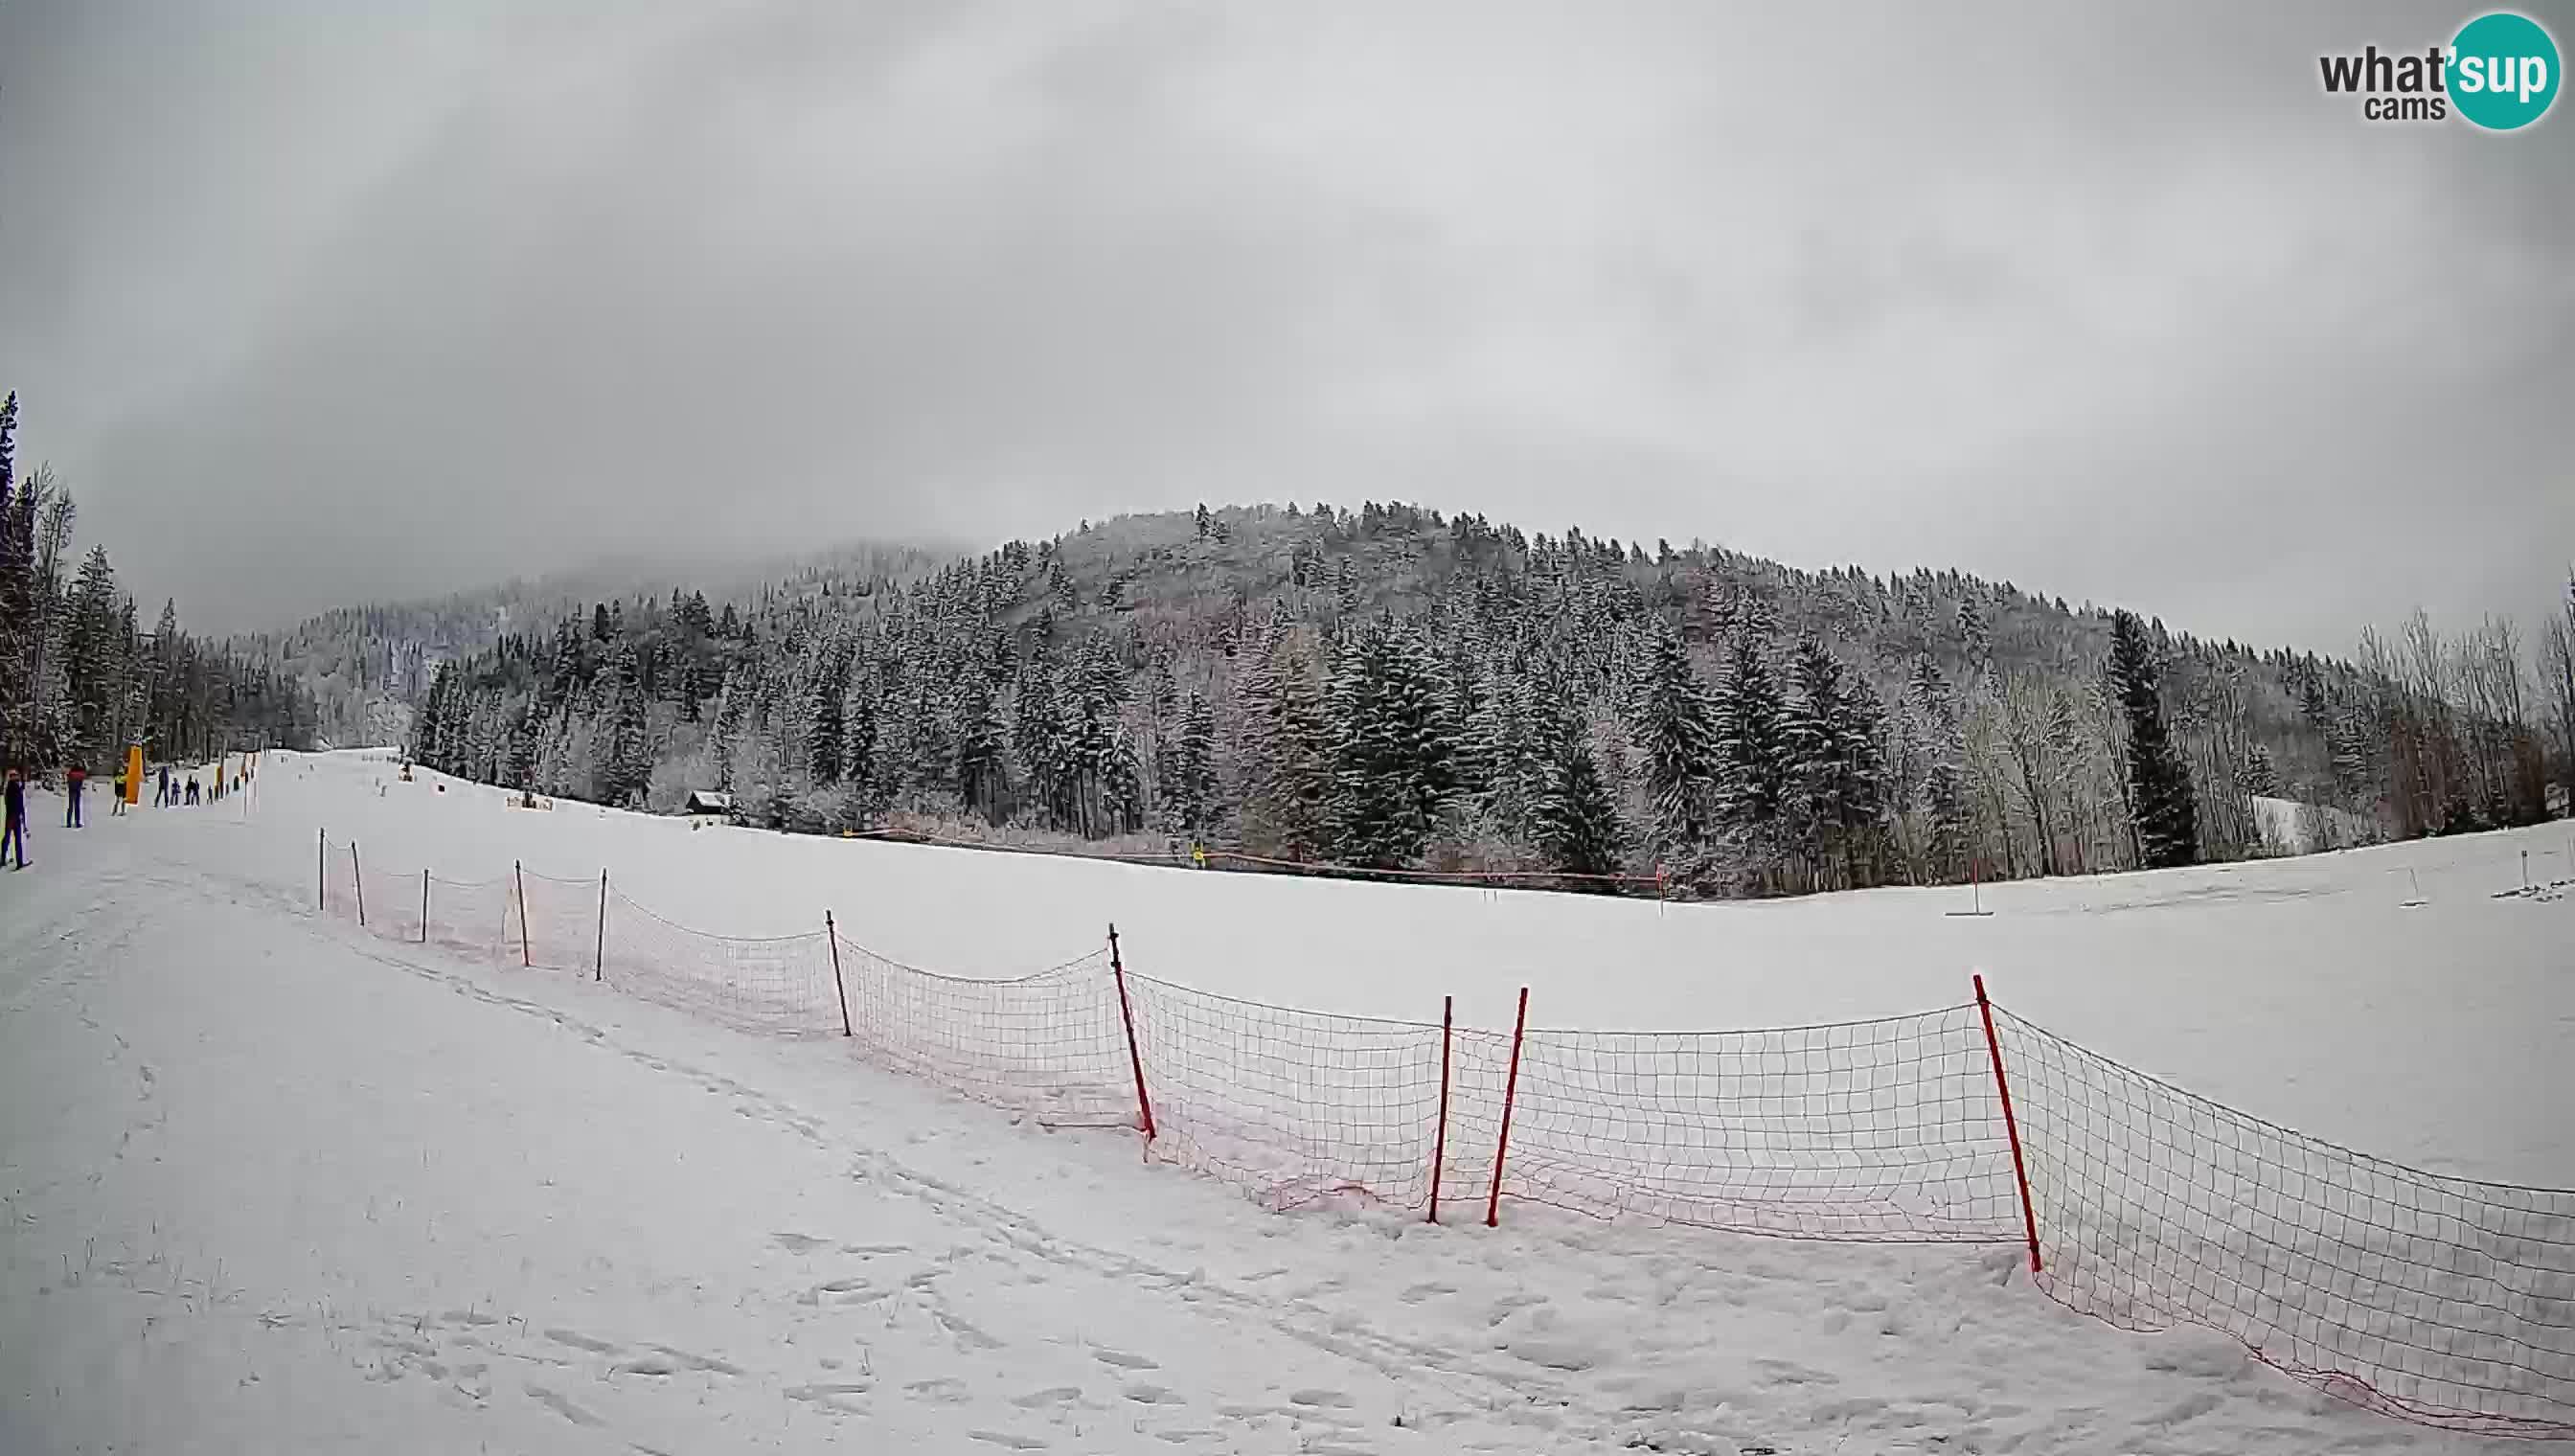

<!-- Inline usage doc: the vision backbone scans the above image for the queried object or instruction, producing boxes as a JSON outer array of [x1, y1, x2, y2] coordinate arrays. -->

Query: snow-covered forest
[[231, 542, 968, 751], [392, 502, 2575, 897], [0, 394, 316, 770]]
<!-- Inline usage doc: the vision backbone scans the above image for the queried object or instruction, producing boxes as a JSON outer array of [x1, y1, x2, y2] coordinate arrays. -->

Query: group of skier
[[3, 761, 226, 871]]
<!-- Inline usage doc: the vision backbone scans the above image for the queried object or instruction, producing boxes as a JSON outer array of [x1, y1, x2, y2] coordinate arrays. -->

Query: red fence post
[[825, 911, 853, 1037], [352, 842, 367, 928], [513, 860, 532, 967], [1427, 994, 1453, 1224], [1486, 986, 1529, 1229], [1974, 973, 2042, 1274], [421, 868, 430, 944], [594, 870, 608, 982], [1106, 923, 1156, 1142]]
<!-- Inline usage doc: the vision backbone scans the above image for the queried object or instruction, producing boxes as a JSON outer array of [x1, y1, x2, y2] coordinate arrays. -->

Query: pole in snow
[[1486, 987, 1529, 1229], [825, 911, 853, 1037]]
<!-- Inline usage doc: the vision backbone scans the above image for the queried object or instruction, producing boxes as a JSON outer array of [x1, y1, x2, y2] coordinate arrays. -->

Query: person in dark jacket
[[185, 775, 200, 806], [112, 770, 129, 816], [64, 765, 86, 828], [155, 765, 171, 807], [3, 768, 28, 869]]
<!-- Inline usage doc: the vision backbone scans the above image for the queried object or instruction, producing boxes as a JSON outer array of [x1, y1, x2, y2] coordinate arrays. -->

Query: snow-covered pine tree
[[1628, 616, 1720, 885], [1173, 690, 1217, 834], [2108, 608, 2198, 868], [1781, 636, 1852, 889], [814, 626, 855, 787], [1327, 616, 1451, 867], [1528, 697, 1626, 880], [2241, 740, 2279, 799], [1057, 633, 1131, 837], [953, 664, 1008, 825], [1836, 671, 1891, 884], [62, 545, 121, 765], [1906, 660, 1971, 881], [1235, 622, 1332, 859], [1712, 614, 1791, 889], [600, 643, 654, 808], [412, 662, 453, 768], [1014, 649, 1062, 826]]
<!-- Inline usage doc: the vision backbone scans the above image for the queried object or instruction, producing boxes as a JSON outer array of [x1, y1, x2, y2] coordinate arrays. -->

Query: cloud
[[1, 0, 2566, 645]]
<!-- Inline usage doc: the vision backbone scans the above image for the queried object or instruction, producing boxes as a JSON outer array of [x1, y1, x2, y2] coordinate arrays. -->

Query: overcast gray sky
[[2, 1, 2568, 646]]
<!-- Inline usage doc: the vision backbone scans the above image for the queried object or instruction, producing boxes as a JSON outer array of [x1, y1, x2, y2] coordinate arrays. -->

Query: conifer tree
[[1629, 617, 1720, 881], [64, 545, 120, 764], [1907, 658, 1970, 879], [1327, 617, 1451, 867], [1712, 617, 1791, 884], [806, 630, 850, 786], [953, 666, 1007, 824], [1529, 700, 1625, 879], [2109, 609, 2198, 868], [1173, 691, 1217, 833], [599, 644, 654, 808], [1781, 636, 1888, 888]]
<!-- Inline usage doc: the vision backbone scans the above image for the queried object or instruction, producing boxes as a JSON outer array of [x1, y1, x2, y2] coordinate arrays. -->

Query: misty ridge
[[240, 500, 2575, 899]]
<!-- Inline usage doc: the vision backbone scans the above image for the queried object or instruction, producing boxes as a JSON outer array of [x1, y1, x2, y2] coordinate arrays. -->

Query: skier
[[3, 768, 27, 869], [64, 765, 86, 829], [185, 776, 200, 806], [112, 769, 129, 816], [155, 765, 171, 807]]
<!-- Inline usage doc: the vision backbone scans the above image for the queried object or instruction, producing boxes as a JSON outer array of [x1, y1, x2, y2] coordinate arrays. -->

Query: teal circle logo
[[2450, 11, 2560, 130]]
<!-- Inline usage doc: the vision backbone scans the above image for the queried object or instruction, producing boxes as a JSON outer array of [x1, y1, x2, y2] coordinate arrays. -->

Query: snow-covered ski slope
[[3, 750, 2568, 1452]]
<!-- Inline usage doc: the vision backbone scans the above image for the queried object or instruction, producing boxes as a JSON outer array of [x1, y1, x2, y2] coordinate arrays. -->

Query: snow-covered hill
[[3, 750, 2566, 1452]]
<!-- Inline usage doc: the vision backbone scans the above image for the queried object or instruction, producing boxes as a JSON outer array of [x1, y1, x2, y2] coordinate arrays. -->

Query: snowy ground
[[3, 751, 2566, 1453]]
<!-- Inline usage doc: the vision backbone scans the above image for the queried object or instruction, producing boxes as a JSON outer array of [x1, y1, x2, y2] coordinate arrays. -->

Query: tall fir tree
[[1907, 657, 1970, 879], [2108, 609, 2198, 868], [1529, 699, 1625, 879], [953, 665, 1007, 825], [1327, 617, 1452, 867], [1629, 617, 1720, 881], [1712, 617, 1792, 885], [1781, 636, 1888, 889], [1172, 691, 1218, 835]]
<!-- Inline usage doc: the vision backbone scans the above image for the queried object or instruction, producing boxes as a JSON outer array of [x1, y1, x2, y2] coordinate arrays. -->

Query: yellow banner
[[125, 745, 144, 803]]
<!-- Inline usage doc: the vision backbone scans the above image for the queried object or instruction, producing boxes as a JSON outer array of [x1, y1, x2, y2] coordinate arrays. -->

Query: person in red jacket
[[64, 764, 87, 829]]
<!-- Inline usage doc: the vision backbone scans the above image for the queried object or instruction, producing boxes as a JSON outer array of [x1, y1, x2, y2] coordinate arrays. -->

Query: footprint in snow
[[644, 1344, 743, 1376], [1288, 1389, 1356, 1409], [1092, 1348, 1160, 1370], [771, 1232, 831, 1254], [523, 1383, 603, 1426], [784, 1381, 874, 1413], [1012, 1386, 1084, 1408], [968, 1432, 1049, 1450], [545, 1328, 620, 1354], [1124, 1383, 1187, 1405]]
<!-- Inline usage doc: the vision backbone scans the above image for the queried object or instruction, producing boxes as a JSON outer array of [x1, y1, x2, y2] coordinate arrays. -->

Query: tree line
[[405, 502, 2575, 897], [0, 394, 318, 773]]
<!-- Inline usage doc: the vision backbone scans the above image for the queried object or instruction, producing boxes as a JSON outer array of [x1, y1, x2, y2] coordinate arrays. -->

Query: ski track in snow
[[0, 758, 2551, 1453]]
